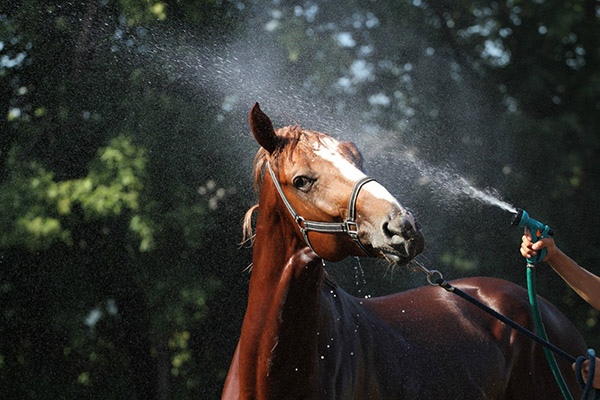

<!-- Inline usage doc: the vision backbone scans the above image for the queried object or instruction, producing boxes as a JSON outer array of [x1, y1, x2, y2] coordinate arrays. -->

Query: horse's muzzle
[[380, 212, 425, 264]]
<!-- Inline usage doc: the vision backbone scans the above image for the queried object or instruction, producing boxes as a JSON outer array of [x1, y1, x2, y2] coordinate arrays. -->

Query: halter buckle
[[345, 220, 359, 239], [295, 215, 307, 232]]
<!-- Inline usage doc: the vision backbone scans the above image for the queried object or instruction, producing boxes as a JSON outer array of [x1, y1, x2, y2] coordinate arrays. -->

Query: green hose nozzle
[[511, 208, 554, 264]]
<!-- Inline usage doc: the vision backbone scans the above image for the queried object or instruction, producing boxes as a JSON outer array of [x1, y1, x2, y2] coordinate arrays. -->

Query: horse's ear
[[250, 102, 279, 154], [339, 141, 365, 170]]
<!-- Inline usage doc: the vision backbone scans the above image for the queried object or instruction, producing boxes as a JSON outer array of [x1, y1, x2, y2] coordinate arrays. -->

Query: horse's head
[[248, 102, 424, 266]]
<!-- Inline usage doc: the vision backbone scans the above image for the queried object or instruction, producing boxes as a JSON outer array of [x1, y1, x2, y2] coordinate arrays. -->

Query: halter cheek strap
[[266, 161, 374, 257]]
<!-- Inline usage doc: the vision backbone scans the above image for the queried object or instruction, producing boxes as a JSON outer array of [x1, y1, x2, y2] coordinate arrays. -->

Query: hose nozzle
[[511, 208, 526, 227], [511, 208, 553, 264]]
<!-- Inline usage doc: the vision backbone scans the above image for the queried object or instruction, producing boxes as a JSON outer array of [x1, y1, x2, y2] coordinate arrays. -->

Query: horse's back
[[362, 276, 586, 399]]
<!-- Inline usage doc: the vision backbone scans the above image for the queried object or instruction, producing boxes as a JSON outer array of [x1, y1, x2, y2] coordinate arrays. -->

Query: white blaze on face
[[315, 138, 403, 209]]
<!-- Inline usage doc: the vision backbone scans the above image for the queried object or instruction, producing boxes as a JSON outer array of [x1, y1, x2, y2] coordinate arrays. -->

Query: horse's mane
[[242, 125, 332, 245]]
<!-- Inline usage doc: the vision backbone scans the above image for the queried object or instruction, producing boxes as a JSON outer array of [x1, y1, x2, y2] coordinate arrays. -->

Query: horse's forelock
[[276, 126, 334, 166]]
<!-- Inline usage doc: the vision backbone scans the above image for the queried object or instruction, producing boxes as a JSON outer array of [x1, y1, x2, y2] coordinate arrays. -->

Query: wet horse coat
[[222, 103, 586, 399]]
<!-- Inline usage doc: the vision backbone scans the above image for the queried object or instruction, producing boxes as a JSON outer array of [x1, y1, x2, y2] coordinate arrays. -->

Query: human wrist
[[546, 248, 571, 270], [544, 246, 562, 265]]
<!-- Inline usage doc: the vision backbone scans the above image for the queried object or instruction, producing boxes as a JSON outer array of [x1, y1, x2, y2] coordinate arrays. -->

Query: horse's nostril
[[382, 220, 404, 244], [382, 221, 392, 238], [383, 215, 417, 242]]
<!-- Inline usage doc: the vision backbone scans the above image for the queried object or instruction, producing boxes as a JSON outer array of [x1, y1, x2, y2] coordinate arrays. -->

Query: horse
[[222, 102, 586, 399]]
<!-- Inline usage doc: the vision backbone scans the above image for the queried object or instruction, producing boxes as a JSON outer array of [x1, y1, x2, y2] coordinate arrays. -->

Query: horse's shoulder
[[452, 276, 529, 300]]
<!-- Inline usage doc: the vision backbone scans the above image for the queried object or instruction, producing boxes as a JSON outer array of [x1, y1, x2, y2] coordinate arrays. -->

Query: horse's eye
[[293, 176, 314, 191]]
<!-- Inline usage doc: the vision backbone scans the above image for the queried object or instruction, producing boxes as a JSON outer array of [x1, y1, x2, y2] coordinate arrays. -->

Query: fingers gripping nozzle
[[511, 208, 554, 264]]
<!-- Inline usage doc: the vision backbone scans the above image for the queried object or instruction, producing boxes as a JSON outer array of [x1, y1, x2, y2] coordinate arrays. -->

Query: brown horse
[[222, 102, 586, 399]]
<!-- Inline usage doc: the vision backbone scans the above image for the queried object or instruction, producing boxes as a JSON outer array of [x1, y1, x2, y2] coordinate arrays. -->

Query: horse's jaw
[[378, 250, 415, 267], [373, 233, 425, 266]]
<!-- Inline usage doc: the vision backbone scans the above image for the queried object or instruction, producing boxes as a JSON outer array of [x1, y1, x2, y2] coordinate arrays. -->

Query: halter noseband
[[266, 161, 375, 257]]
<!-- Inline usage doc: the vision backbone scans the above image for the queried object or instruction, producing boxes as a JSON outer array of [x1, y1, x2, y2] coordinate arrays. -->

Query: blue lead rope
[[575, 349, 599, 400]]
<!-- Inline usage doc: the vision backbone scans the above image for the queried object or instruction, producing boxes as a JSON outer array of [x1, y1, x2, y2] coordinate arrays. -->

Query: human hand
[[572, 357, 600, 389], [520, 227, 557, 263]]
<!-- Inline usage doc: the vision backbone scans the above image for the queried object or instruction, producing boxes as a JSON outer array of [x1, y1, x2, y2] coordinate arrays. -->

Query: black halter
[[266, 161, 375, 257]]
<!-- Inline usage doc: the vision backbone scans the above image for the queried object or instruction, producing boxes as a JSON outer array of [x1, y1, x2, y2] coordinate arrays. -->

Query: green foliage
[[116, 0, 167, 24], [0, 136, 148, 251]]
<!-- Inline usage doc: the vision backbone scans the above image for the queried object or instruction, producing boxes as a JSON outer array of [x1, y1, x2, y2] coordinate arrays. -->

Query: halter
[[266, 161, 375, 257]]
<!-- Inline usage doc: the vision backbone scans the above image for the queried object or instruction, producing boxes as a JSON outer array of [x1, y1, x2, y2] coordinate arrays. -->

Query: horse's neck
[[238, 183, 325, 398]]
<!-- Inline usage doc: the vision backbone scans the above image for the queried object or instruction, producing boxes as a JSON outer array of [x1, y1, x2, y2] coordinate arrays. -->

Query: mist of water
[[121, 17, 519, 222], [354, 122, 518, 218], [398, 151, 517, 214], [175, 40, 517, 216], [144, 33, 352, 136], [101, 7, 531, 296]]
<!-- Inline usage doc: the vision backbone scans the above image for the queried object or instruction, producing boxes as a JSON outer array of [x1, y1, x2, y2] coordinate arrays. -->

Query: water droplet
[[350, 351, 354, 356], [320, 355, 325, 360], [353, 257, 372, 298]]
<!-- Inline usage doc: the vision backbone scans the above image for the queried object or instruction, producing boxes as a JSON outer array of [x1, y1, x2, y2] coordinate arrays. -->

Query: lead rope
[[576, 349, 598, 400], [408, 260, 599, 400]]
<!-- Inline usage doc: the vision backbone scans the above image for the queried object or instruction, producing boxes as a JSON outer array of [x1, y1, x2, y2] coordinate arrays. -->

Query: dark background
[[1, 0, 599, 398]]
